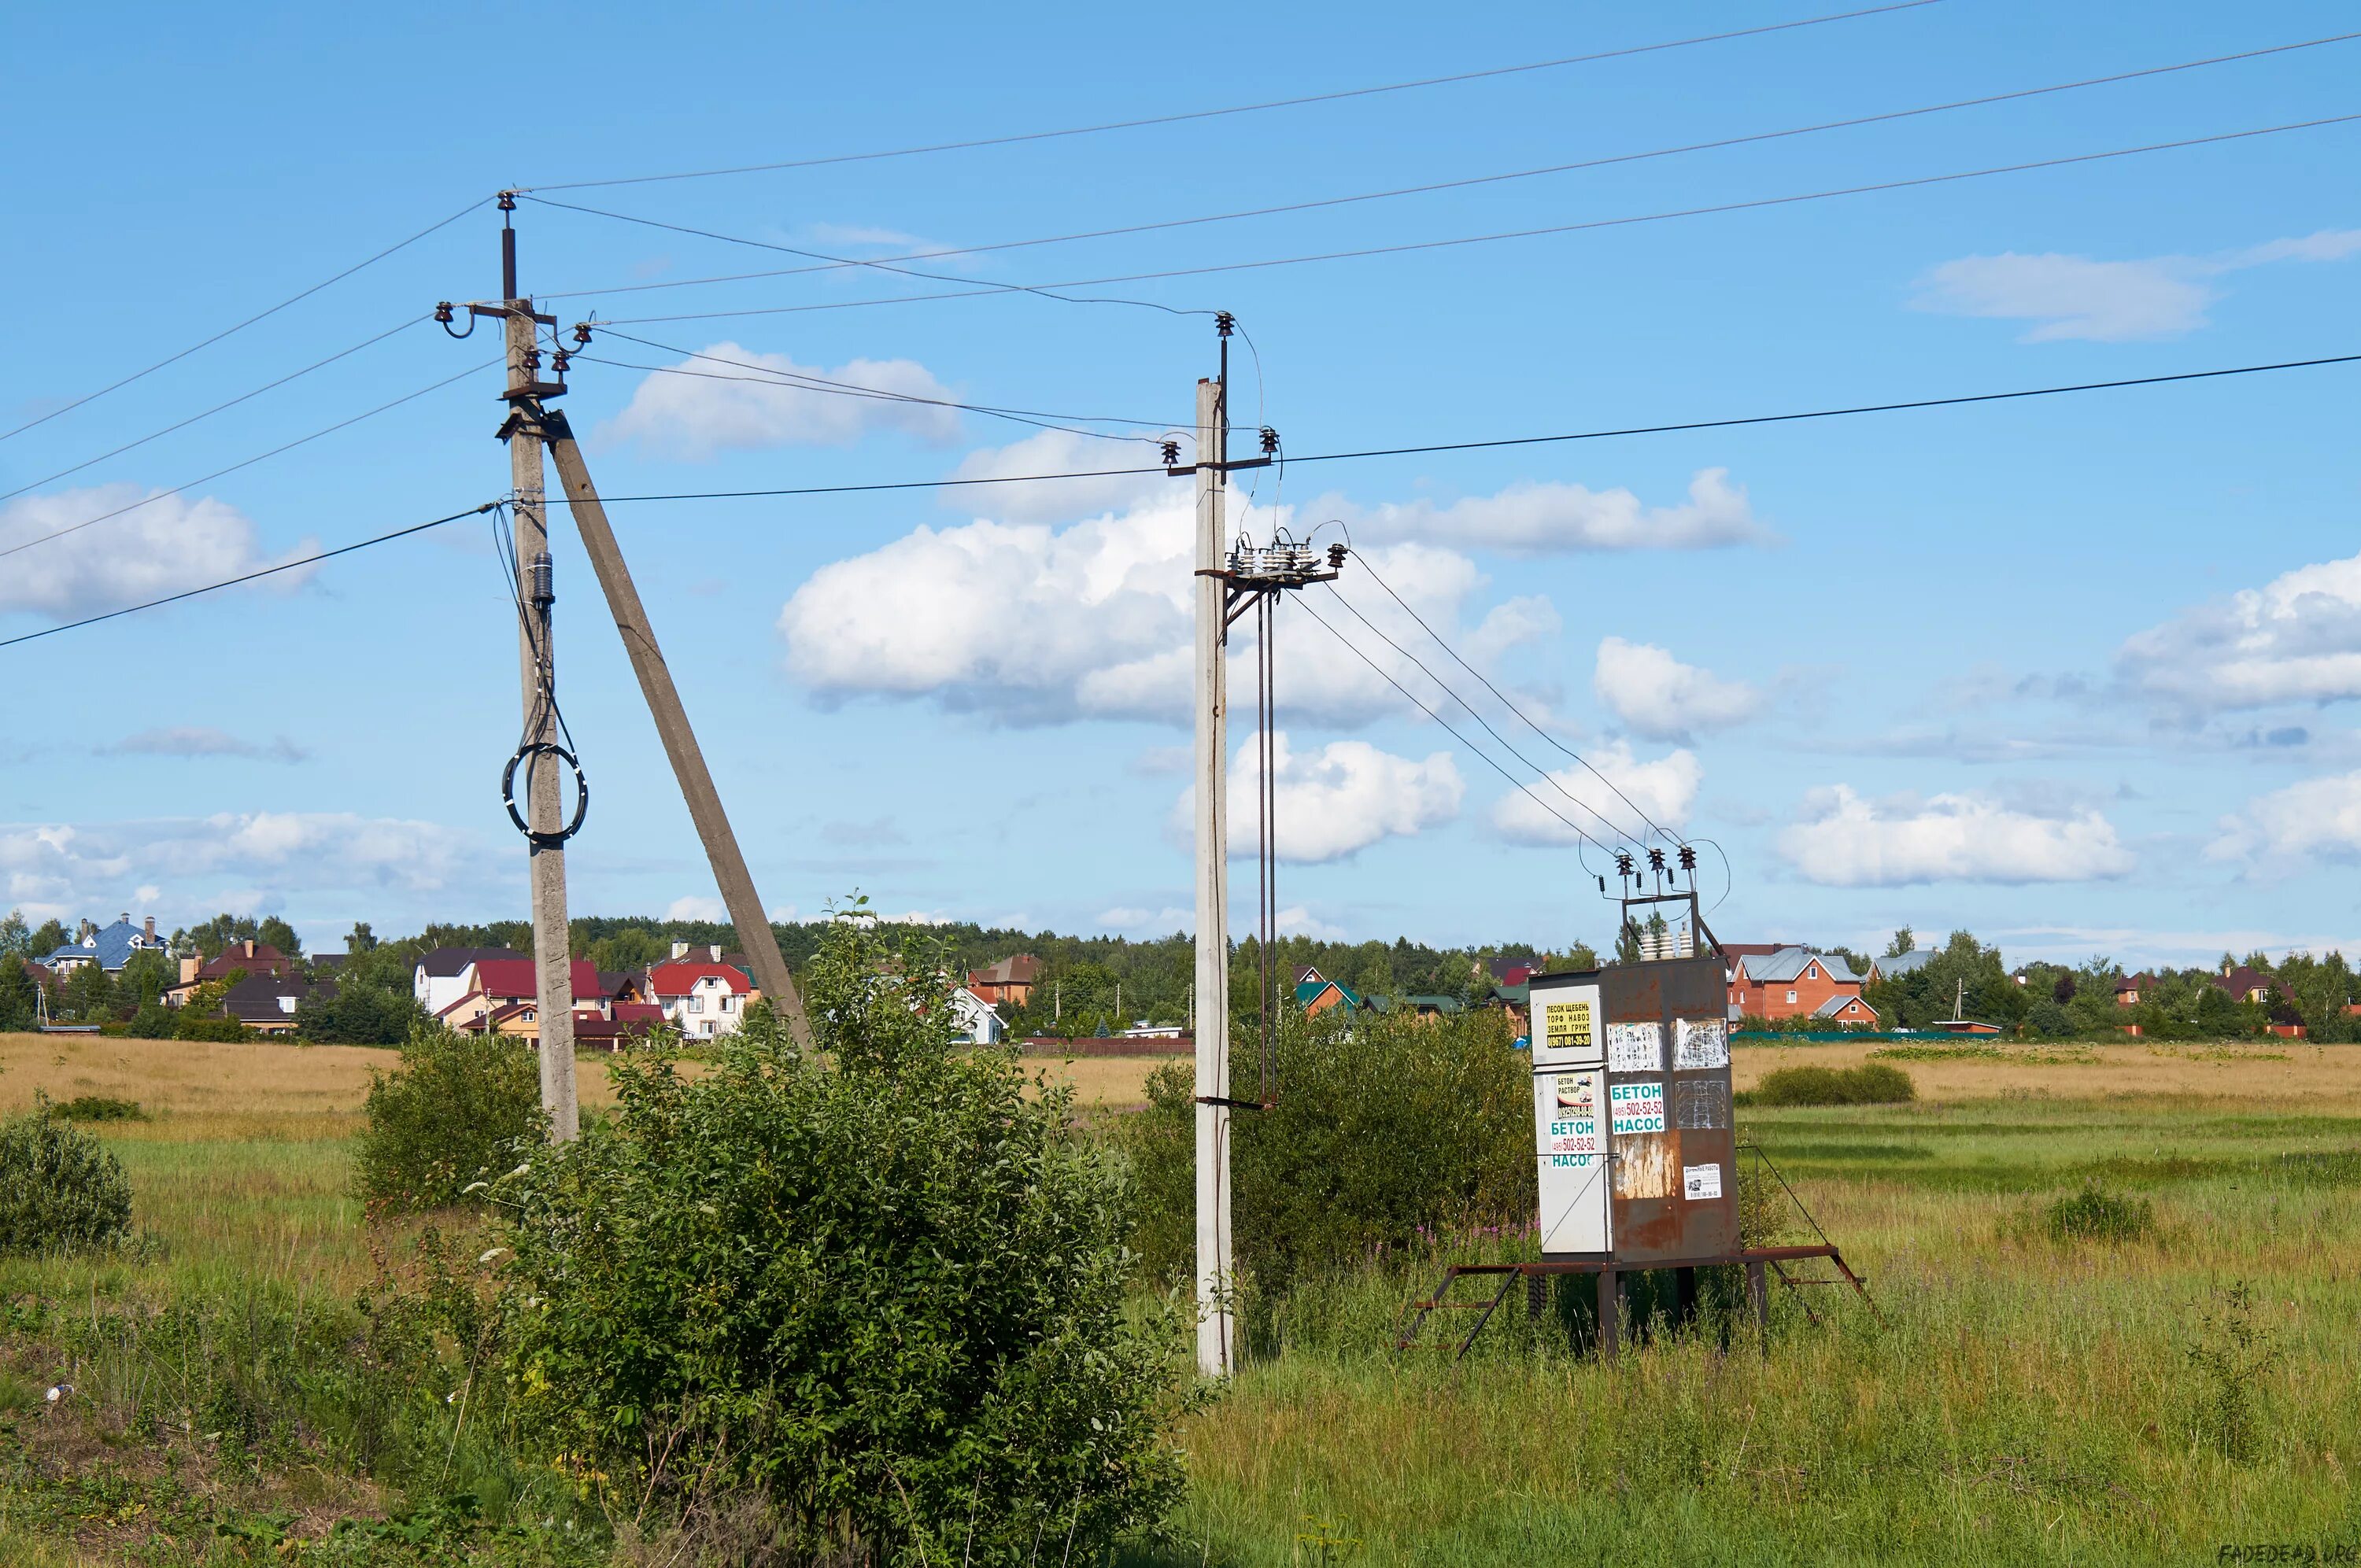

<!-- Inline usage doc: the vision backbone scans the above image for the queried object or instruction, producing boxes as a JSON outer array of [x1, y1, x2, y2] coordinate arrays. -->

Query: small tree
[[297, 982, 425, 1046], [61, 960, 116, 1023], [0, 1111, 134, 1256], [353, 1027, 545, 1212], [493, 909, 1185, 1562]]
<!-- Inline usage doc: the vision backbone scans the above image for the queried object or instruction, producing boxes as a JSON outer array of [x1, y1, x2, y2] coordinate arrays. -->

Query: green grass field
[[0, 1036, 2354, 1563]]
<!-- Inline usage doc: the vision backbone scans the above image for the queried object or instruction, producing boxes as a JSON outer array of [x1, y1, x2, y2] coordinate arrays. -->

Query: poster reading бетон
[[1529, 973, 1610, 1254]]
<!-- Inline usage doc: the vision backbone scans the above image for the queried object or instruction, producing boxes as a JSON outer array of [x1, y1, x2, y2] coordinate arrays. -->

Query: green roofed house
[[1291, 965, 1365, 1018]]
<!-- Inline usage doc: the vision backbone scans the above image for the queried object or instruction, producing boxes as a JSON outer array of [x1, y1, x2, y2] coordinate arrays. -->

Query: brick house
[[1727, 946, 1876, 1027], [966, 954, 1043, 1009]]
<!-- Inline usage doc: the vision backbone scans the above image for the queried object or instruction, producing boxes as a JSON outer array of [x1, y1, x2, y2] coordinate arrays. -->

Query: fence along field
[[0, 1024, 2355, 1564]]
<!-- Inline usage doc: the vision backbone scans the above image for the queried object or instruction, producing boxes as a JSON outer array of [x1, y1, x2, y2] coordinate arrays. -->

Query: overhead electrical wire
[[0, 358, 498, 560], [1321, 578, 1661, 850], [0, 502, 499, 651], [1291, 596, 1616, 858], [0, 197, 485, 445], [556, 352, 2361, 504], [540, 30, 2361, 308], [571, 111, 2361, 327], [0, 316, 429, 504], [1343, 554, 1683, 848], [580, 330, 1179, 447], [512, 1, 1945, 193], [6, 349, 2355, 652], [520, 194, 1210, 320]]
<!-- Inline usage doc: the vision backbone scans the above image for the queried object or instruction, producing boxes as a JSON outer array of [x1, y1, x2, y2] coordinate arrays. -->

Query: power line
[[0, 317, 427, 504], [581, 111, 2361, 327], [521, 194, 1210, 320], [542, 31, 2361, 308], [0, 359, 497, 560], [582, 330, 1177, 447], [1343, 555, 1680, 847], [512, 2, 1944, 193], [0, 503, 498, 651], [0, 197, 485, 446], [557, 352, 2361, 504], [1318, 577, 1653, 850], [1291, 595, 1615, 858], [4, 349, 2352, 651]]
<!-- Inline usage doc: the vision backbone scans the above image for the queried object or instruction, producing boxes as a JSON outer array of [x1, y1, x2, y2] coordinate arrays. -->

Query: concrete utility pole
[[542, 414, 814, 1049], [497, 215, 579, 1140], [1192, 365, 1235, 1378]]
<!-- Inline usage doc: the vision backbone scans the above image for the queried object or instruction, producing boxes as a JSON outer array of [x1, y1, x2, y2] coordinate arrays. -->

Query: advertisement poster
[[1542, 998, 1593, 1055], [1532, 1068, 1610, 1253], [1674, 1016, 1731, 1070], [1608, 1079, 1667, 1134], [1548, 1071, 1601, 1156], [1683, 1162, 1724, 1201], [1605, 1020, 1662, 1073]]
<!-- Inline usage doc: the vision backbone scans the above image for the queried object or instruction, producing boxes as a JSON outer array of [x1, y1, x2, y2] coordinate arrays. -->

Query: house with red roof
[[649, 960, 752, 1039], [966, 954, 1042, 1009]]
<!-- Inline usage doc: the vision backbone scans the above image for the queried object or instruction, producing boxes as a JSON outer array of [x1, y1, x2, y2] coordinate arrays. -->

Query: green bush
[[492, 913, 1185, 1563], [1121, 1003, 1533, 1307], [0, 1112, 133, 1255], [175, 1012, 251, 1042], [1742, 1063, 1916, 1107], [296, 981, 426, 1046], [51, 1094, 145, 1122], [353, 1027, 545, 1212], [2045, 1181, 2155, 1244]]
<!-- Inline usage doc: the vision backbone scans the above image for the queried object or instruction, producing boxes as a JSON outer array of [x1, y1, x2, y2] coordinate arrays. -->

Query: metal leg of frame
[[1746, 1261, 1769, 1348], [1596, 1268, 1619, 1363]]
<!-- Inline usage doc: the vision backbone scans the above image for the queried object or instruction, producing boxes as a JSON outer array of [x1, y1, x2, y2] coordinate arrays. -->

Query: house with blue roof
[[42, 913, 170, 976]]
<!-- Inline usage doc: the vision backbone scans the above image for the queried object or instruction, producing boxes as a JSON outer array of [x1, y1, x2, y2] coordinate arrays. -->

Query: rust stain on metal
[[1614, 1131, 1679, 1199]]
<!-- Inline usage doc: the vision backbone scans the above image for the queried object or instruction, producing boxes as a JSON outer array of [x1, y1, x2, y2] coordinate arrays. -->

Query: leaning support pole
[[540, 411, 815, 1050], [1192, 371, 1235, 1378]]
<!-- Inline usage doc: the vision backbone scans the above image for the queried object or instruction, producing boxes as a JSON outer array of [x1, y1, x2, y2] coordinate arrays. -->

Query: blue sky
[[3, 0, 2358, 967]]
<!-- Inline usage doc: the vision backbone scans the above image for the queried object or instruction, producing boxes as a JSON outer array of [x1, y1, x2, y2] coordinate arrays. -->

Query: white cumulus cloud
[[0, 487, 317, 620], [1173, 733, 1463, 864], [2118, 549, 2361, 712], [2208, 770, 2361, 865], [601, 341, 963, 458], [944, 428, 1188, 524], [1331, 468, 1767, 554], [0, 811, 473, 922], [1776, 785, 2134, 886], [1491, 740, 1700, 847], [666, 895, 726, 922], [1912, 228, 2361, 342], [1594, 636, 1760, 740], [777, 500, 1551, 727]]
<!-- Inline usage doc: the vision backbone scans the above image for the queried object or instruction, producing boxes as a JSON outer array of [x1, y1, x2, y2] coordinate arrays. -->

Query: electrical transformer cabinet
[[1530, 954, 1735, 1264]]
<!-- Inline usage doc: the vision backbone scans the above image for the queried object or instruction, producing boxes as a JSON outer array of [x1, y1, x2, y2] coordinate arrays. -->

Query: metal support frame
[[1394, 1245, 1876, 1361]]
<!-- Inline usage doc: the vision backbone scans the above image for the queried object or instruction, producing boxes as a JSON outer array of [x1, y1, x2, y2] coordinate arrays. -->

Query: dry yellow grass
[[1732, 1037, 2361, 1108], [1023, 1052, 1170, 1109], [0, 1032, 1172, 1127]]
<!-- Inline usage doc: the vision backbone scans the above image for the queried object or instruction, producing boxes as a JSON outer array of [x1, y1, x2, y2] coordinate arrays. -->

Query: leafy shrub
[[52, 1094, 145, 1122], [2044, 1181, 2155, 1244], [0, 1112, 133, 1255], [491, 912, 1185, 1562], [297, 981, 426, 1045], [1742, 1063, 1916, 1107], [1121, 1002, 1532, 1306], [176, 1013, 252, 1042], [353, 1026, 545, 1212]]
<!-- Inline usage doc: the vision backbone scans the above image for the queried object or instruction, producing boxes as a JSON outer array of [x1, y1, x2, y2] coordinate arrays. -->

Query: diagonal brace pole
[[538, 408, 814, 1049]]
